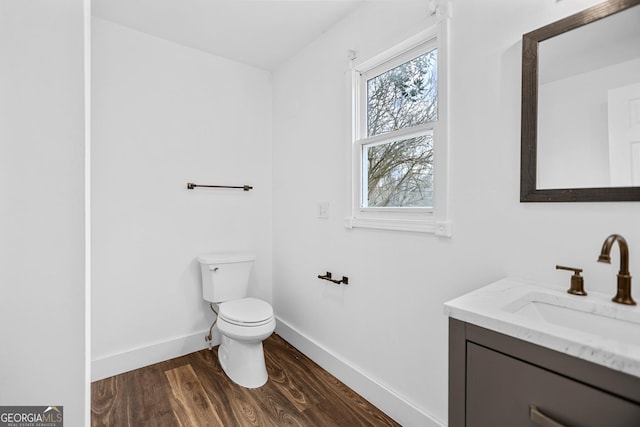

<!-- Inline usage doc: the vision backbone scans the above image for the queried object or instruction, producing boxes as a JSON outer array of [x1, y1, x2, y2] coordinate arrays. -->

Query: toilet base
[[218, 334, 268, 388]]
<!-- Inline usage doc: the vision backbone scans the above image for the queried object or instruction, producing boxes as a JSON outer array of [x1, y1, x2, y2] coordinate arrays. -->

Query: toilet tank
[[197, 252, 256, 303]]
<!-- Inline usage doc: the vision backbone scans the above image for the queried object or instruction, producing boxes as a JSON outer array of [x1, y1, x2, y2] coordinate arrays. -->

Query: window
[[347, 23, 451, 235], [363, 44, 437, 209]]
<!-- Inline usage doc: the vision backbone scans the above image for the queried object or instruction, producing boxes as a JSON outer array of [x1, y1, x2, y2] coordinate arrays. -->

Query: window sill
[[344, 216, 452, 236]]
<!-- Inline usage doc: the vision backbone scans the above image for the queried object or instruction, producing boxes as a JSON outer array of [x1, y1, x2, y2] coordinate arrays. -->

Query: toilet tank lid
[[197, 251, 256, 264]]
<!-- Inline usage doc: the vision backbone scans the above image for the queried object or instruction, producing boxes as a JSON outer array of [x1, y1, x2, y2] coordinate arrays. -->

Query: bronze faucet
[[556, 265, 586, 296], [598, 234, 636, 306]]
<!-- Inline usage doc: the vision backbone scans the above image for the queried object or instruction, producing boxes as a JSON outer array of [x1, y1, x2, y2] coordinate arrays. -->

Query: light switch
[[318, 202, 329, 219]]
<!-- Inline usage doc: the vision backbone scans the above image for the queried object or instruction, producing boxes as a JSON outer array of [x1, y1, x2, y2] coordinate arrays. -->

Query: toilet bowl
[[197, 252, 275, 388], [216, 297, 276, 388]]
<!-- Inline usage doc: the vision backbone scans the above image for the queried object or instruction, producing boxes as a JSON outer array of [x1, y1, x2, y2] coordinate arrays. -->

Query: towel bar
[[187, 182, 253, 191]]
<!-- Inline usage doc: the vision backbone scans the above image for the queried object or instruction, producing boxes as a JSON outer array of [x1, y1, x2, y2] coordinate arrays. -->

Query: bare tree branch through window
[[364, 49, 437, 208]]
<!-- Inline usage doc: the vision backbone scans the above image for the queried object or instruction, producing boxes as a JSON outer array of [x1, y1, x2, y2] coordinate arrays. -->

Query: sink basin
[[444, 278, 640, 378], [509, 295, 640, 347]]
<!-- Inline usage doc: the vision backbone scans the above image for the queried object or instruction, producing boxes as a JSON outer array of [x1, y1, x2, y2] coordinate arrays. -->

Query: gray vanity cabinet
[[449, 318, 640, 427]]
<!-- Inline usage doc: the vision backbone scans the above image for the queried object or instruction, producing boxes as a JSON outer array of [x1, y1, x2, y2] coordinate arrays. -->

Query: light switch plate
[[318, 202, 330, 219]]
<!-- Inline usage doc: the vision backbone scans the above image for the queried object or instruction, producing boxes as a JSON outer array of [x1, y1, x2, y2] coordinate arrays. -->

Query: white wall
[[272, 0, 640, 425], [0, 1, 86, 425], [91, 18, 272, 379]]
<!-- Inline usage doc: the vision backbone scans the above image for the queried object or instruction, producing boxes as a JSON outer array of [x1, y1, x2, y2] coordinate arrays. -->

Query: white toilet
[[197, 252, 276, 388]]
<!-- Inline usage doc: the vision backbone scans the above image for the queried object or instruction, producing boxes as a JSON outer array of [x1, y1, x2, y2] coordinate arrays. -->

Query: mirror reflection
[[536, 5, 640, 190]]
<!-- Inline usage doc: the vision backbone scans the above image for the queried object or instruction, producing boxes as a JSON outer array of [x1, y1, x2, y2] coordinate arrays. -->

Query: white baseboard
[[275, 317, 445, 427], [91, 330, 217, 382]]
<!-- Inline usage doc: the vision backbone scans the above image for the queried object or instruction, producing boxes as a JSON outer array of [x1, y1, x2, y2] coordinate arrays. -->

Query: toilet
[[197, 252, 275, 388]]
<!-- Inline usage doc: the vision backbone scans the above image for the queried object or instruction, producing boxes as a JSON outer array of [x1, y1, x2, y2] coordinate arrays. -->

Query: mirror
[[521, 0, 640, 202]]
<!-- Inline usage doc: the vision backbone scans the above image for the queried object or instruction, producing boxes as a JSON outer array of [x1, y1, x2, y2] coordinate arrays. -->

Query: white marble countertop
[[444, 277, 640, 378]]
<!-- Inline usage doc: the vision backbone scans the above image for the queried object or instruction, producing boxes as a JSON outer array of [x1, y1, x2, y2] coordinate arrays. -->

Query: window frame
[[346, 20, 451, 235]]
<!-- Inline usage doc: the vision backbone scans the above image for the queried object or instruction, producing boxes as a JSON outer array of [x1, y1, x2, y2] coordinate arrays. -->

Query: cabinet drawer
[[466, 342, 640, 426]]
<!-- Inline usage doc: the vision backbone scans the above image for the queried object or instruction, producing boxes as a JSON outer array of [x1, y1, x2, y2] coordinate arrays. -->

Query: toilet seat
[[219, 297, 273, 327]]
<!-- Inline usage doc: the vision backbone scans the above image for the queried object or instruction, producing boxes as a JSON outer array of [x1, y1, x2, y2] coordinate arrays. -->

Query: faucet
[[598, 234, 636, 306]]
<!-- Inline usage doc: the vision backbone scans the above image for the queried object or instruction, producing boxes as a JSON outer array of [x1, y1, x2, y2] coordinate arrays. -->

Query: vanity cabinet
[[449, 318, 640, 426]]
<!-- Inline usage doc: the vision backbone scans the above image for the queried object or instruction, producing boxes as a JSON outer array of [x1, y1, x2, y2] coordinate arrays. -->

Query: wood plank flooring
[[91, 334, 400, 426]]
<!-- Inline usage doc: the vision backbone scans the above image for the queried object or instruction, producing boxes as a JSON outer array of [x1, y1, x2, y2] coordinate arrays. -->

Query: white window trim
[[345, 17, 451, 236]]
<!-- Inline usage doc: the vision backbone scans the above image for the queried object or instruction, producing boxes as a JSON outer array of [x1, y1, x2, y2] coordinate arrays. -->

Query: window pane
[[363, 132, 433, 208], [367, 49, 437, 137]]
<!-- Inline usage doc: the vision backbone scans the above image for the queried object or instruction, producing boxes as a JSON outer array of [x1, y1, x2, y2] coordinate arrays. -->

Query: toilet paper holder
[[317, 271, 349, 285]]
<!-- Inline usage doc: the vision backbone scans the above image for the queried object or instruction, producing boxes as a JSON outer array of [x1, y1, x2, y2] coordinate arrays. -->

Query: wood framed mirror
[[520, 0, 640, 202]]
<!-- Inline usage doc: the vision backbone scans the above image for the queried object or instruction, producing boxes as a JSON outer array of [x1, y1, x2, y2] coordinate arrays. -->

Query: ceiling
[[92, 0, 366, 70]]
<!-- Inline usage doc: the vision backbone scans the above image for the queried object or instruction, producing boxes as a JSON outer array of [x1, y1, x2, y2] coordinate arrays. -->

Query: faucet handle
[[556, 265, 587, 296]]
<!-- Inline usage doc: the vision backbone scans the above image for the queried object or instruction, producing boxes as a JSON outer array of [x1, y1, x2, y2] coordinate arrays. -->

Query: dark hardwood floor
[[92, 334, 400, 426]]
